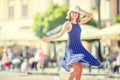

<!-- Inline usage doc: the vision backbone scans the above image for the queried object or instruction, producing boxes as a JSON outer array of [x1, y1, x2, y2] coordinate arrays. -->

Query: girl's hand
[[42, 37, 51, 42], [76, 5, 83, 12]]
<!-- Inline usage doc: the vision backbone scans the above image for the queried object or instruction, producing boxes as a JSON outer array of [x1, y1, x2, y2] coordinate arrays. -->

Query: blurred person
[[12, 55, 22, 70], [7, 48, 16, 69], [8, 48, 16, 62], [28, 56, 36, 70], [104, 50, 113, 73], [21, 58, 29, 73], [26, 47, 36, 58], [42, 5, 100, 80], [113, 54, 120, 73], [35, 48, 45, 70], [33, 48, 41, 70], [110, 47, 120, 73], [1, 49, 10, 70], [113, 52, 120, 73], [21, 46, 27, 58], [0, 60, 3, 70], [38, 48, 45, 70]]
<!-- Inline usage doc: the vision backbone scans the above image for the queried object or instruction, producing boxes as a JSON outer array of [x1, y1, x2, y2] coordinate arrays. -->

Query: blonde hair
[[67, 11, 80, 24]]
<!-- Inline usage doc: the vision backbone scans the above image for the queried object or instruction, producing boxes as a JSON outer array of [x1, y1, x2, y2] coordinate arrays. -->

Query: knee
[[74, 69, 81, 76], [71, 69, 81, 75]]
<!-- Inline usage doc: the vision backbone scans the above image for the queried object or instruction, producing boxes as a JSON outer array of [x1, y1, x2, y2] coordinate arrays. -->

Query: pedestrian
[[1, 49, 10, 70], [42, 5, 101, 80], [113, 52, 120, 73], [38, 48, 45, 69], [21, 58, 29, 73]]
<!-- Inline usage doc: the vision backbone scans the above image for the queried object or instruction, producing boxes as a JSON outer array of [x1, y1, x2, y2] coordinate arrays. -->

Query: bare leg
[[68, 62, 82, 80], [76, 63, 82, 80]]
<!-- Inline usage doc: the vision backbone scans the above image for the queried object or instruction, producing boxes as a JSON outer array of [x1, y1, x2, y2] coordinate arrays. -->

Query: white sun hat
[[66, 6, 84, 19]]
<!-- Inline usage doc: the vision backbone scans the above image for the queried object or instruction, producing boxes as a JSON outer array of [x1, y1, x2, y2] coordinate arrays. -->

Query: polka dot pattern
[[61, 23, 101, 71]]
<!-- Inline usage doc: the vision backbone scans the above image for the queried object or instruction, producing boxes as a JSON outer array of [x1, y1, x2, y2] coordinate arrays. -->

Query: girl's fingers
[[42, 37, 50, 42]]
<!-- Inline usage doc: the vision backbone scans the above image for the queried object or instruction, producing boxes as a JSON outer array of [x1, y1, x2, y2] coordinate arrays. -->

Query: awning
[[0, 19, 39, 41], [96, 23, 120, 40], [46, 24, 100, 41]]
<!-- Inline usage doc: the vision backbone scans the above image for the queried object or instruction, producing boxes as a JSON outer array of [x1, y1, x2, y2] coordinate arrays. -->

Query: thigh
[[78, 62, 82, 67], [72, 62, 82, 71]]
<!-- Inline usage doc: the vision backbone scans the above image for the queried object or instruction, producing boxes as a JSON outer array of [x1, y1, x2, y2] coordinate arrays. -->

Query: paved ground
[[0, 68, 120, 80]]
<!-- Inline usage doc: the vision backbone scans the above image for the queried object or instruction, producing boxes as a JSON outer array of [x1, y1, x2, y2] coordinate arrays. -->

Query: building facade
[[0, 0, 67, 56]]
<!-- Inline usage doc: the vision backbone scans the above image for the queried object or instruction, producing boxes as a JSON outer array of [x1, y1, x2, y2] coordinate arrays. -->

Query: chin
[[71, 16, 77, 18]]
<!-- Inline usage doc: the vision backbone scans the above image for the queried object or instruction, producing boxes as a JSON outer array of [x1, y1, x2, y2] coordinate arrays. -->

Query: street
[[0, 68, 120, 80]]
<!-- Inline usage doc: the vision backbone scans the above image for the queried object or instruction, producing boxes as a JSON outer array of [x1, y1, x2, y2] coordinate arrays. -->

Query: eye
[[71, 11, 77, 14], [74, 12, 78, 14]]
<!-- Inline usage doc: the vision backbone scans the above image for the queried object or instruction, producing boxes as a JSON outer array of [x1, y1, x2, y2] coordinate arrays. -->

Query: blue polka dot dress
[[61, 23, 101, 71]]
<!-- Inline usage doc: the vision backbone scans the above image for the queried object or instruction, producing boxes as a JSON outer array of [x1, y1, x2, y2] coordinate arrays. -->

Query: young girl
[[42, 5, 101, 80]]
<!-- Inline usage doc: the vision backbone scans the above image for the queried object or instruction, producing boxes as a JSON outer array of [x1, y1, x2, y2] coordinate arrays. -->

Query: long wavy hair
[[67, 11, 81, 24]]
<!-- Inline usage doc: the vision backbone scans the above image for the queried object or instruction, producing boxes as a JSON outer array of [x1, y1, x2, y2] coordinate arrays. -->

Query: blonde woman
[[42, 5, 100, 80]]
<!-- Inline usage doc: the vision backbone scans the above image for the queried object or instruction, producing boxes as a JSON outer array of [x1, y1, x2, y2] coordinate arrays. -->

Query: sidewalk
[[50, 68, 120, 80], [0, 68, 120, 80], [29, 67, 120, 80]]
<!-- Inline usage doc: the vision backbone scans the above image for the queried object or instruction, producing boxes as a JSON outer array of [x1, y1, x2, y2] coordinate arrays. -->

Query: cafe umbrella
[[97, 23, 120, 40]]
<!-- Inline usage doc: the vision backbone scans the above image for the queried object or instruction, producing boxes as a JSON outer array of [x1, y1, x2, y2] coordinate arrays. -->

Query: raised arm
[[77, 6, 92, 25], [42, 21, 71, 42]]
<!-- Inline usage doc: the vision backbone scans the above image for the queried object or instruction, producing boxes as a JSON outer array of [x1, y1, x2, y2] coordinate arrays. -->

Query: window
[[21, 0, 28, 17], [118, 0, 120, 14], [0, 27, 2, 30], [22, 5, 28, 16], [8, 0, 15, 19]]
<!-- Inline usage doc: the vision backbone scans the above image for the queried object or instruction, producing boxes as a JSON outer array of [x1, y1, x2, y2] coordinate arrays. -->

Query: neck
[[71, 19, 76, 24]]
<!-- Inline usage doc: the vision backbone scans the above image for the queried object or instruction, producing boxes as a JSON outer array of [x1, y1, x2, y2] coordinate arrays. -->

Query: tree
[[85, 18, 97, 27], [114, 15, 120, 23], [81, 15, 97, 27], [32, 4, 68, 38]]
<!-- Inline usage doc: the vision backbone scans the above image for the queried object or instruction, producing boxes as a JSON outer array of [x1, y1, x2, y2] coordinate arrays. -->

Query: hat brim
[[66, 10, 84, 19]]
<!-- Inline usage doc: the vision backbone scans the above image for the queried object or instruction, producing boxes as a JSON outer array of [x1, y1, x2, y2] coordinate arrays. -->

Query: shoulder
[[64, 21, 71, 26], [64, 21, 72, 28], [63, 21, 72, 32]]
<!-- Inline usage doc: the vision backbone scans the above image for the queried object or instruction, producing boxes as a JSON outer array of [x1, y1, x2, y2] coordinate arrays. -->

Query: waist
[[67, 41, 81, 45], [67, 39, 81, 43]]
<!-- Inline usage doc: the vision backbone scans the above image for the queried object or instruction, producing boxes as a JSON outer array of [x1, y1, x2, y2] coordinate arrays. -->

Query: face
[[70, 11, 79, 19]]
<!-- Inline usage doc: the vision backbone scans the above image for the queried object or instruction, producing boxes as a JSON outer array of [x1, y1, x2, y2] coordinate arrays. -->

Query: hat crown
[[70, 6, 79, 12], [66, 6, 84, 19]]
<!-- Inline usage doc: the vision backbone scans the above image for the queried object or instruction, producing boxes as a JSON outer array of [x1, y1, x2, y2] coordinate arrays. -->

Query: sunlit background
[[0, 0, 120, 80]]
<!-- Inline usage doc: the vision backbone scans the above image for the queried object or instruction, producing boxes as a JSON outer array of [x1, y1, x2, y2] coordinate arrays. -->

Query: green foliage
[[85, 18, 97, 27], [91, 6, 97, 10], [114, 15, 120, 23], [81, 15, 97, 27], [32, 4, 68, 38]]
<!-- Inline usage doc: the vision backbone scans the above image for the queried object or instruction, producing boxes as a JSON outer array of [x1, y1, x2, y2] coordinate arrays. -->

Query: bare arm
[[42, 21, 71, 41], [77, 6, 92, 25]]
